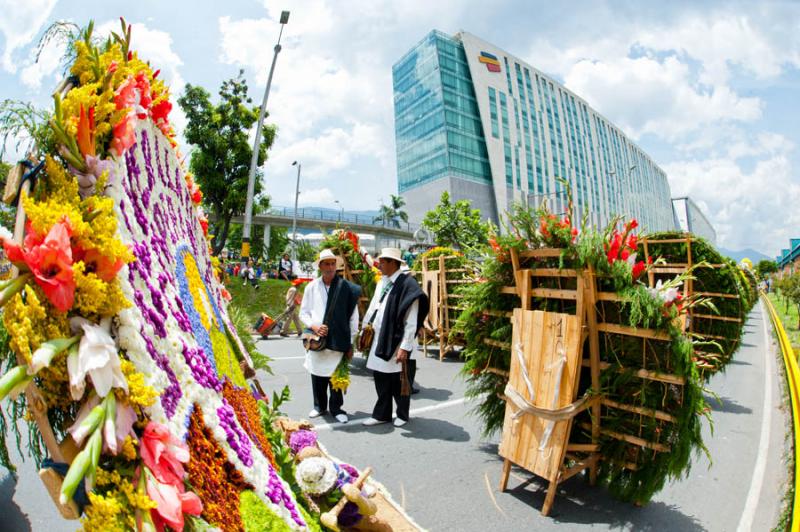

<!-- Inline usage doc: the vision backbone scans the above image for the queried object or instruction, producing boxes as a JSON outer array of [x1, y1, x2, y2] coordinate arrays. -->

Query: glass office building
[[393, 30, 676, 231]]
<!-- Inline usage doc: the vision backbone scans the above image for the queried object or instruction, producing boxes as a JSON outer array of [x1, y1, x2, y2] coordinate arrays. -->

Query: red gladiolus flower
[[626, 218, 638, 231], [4, 219, 75, 311], [199, 216, 209, 236], [111, 113, 136, 157], [606, 232, 622, 264], [627, 234, 638, 250], [620, 248, 630, 261], [107, 61, 118, 74], [134, 72, 152, 118], [632, 260, 646, 280], [150, 99, 172, 128], [145, 469, 202, 532]]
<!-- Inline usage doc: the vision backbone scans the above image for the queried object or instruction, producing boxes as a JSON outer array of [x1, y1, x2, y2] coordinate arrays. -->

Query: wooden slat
[[446, 279, 473, 284], [530, 288, 578, 300], [566, 443, 599, 452], [641, 238, 695, 244], [601, 398, 677, 423], [579, 422, 670, 453], [596, 322, 671, 341], [582, 360, 686, 385], [693, 291, 740, 299], [500, 286, 517, 295], [596, 291, 624, 301], [651, 266, 687, 274], [691, 313, 742, 323], [695, 332, 737, 341], [484, 338, 511, 350], [559, 454, 600, 483], [530, 268, 578, 277], [520, 248, 563, 258], [485, 309, 514, 318]]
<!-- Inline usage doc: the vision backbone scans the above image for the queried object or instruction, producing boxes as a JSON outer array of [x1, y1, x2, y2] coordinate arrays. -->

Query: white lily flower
[[69, 317, 128, 399]]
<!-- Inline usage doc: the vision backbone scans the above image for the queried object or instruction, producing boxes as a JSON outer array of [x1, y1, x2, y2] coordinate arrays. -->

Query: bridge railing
[[266, 207, 420, 233]]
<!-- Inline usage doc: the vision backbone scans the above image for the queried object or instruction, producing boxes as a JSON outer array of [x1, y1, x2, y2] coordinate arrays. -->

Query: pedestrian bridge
[[214, 207, 422, 248]]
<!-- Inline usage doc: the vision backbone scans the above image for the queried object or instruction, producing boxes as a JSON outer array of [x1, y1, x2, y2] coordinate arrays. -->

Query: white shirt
[[364, 270, 419, 374], [299, 275, 359, 377]]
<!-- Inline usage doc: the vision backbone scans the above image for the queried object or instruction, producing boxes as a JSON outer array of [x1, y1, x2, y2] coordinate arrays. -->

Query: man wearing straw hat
[[362, 248, 429, 427], [299, 249, 361, 423]]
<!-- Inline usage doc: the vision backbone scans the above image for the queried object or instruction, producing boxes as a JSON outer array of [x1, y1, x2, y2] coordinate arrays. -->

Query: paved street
[[0, 302, 789, 531]]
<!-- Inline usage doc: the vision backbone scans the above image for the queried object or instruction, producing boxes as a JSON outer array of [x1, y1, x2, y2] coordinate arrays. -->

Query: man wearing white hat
[[361, 248, 429, 427], [299, 249, 361, 423]]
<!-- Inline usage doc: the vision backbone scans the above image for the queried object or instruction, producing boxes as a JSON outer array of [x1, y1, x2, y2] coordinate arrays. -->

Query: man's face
[[378, 258, 399, 277], [319, 259, 337, 280]]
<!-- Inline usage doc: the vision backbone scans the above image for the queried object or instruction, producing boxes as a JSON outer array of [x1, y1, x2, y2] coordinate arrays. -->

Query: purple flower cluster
[[266, 462, 305, 527], [142, 331, 181, 417], [217, 401, 253, 467], [288, 430, 317, 455], [182, 343, 222, 391]]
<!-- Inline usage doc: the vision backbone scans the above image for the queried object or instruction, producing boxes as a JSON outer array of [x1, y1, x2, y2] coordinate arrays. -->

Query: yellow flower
[[72, 262, 131, 318], [119, 360, 157, 409], [119, 435, 138, 461], [330, 373, 350, 393]]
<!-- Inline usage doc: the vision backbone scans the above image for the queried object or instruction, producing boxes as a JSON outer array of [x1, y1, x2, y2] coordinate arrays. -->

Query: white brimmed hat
[[295, 456, 337, 495], [376, 247, 406, 264], [314, 248, 338, 269]]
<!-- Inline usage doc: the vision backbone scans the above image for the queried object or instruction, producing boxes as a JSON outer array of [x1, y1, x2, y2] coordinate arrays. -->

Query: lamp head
[[292, 161, 297, 166], [280, 11, 290, 24]]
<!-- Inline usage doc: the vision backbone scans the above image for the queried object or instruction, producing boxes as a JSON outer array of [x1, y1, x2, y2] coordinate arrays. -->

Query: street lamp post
[[241, 10, 290, 259], [334, 200, 344, 221], [291, 161, 301, 260]]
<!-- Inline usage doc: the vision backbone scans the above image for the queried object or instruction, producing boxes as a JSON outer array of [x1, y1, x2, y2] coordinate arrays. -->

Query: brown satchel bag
[[303, 278, 342, 352], [358, 282, 392, 353]]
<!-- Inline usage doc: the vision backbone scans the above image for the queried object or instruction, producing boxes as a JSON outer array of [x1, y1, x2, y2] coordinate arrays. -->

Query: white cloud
[[20, 38, 64, 90], [298, 187, 335, 205], [564, 55, 762, 141], [664, 133, 799, 253], [0, 0, 57, 73]]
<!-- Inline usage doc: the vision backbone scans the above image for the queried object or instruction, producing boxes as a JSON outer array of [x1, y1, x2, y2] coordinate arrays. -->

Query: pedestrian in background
[[362, 248, 429, 427], [299, 249, 361, 423], [280, 279, 306, 337]]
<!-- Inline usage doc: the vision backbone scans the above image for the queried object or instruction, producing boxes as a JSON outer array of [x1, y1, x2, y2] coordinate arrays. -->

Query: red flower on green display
[[75, 247, 124, 282], [4, 219, 75, 311], [141, 421, 191, 486], [111, 112, 137, 157], [76, 105, 96, 157]]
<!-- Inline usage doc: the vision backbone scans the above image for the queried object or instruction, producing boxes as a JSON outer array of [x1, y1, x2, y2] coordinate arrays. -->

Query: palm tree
[[374, 194, 409, 228]]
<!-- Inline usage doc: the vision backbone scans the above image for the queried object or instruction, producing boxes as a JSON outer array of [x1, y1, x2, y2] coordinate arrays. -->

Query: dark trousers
[[408, 359, 417, 388], [372, 370, 410, 422], [311, 375, 344, 415]]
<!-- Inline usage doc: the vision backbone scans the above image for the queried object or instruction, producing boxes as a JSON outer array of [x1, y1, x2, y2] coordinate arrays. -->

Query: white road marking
[[313, 397, 468, 431], [737, 302, 774, 532]]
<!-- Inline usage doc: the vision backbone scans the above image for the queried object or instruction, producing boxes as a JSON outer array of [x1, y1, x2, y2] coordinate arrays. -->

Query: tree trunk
[[213, 213, 232, 256]]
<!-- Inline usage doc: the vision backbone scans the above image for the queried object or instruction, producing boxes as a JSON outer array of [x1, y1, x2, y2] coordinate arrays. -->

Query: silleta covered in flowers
[[0, 19, 320, 531]]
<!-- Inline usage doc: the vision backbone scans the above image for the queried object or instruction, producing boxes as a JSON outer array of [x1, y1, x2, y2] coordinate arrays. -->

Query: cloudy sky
[[1, 0, 798, 257]]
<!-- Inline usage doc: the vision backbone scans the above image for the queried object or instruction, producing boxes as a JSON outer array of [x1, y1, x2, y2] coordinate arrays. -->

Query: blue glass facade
[[393, 31, 491, 193], [394, 31, 676, 231]]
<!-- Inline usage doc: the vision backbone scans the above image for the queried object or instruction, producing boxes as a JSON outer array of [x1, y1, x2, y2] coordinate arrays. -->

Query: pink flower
[[4, 219, 75, 311], [145, 468, 202, 532], [140, 422, 190, 486]]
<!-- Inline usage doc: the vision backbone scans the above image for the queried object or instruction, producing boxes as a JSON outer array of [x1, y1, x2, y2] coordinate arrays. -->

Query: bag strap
[[366, 281, 393, 326], [322, 276, 344, 327]]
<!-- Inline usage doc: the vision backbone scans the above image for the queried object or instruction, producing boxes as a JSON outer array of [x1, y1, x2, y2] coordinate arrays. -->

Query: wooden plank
[[445, 279, 473, 284], [499, 310, 583, 484], [566, 443, 599, 452], [596, 291, 624, 301], [691, 313, 742, 323], [559, 454, 600, 483], [520, 248, 563, 258], [579, 422, 670, 453], [485, 309, 514, 318], [596, 322, 671, 341], [582, 360, 686, 385], [641, 238, 696, 244], [693, 291, 740, 299], [695, 332, 737, 341], [602, 398, 678, 423], [500, 286, 517, 295], [484, 338, 511, 350], [651, 266, 687, 274], [530, 268, 578, 277], [530, 288, 578, 300]]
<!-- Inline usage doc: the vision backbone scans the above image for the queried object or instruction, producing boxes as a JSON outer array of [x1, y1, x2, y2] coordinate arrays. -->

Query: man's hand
[[345, 348, 353, 361], [313, 324, 329, 337], [396, 348, 409, 363]]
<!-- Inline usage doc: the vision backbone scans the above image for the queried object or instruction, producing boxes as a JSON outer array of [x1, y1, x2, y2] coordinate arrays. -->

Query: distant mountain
[[718, 247, 771, 264]]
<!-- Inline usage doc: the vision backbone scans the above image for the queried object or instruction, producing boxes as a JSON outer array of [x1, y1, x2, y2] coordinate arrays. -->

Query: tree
[[374, 194, 408, 228], [755, 259, 778, 280], [178, 71, 276, 255], [421, 191, 489, 251], [0, 162, 16, 230]]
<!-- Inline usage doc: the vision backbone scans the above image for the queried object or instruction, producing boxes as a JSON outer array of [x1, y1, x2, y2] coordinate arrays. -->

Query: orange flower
[[76, 105, 96, 157], [78, 248, 124, 282], [4, 219, 75, 311], [111, 113, 137, 157]]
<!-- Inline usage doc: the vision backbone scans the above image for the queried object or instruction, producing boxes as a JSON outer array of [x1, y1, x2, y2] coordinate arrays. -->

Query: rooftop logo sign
[[479, 51, 501, 72]]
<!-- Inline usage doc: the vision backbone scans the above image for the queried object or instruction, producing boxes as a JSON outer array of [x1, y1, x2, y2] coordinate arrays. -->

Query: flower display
[[0, 19, 311, 532]]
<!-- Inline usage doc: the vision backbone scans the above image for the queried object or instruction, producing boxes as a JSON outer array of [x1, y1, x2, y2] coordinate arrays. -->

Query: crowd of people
[[223, 252, 297, 286]]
